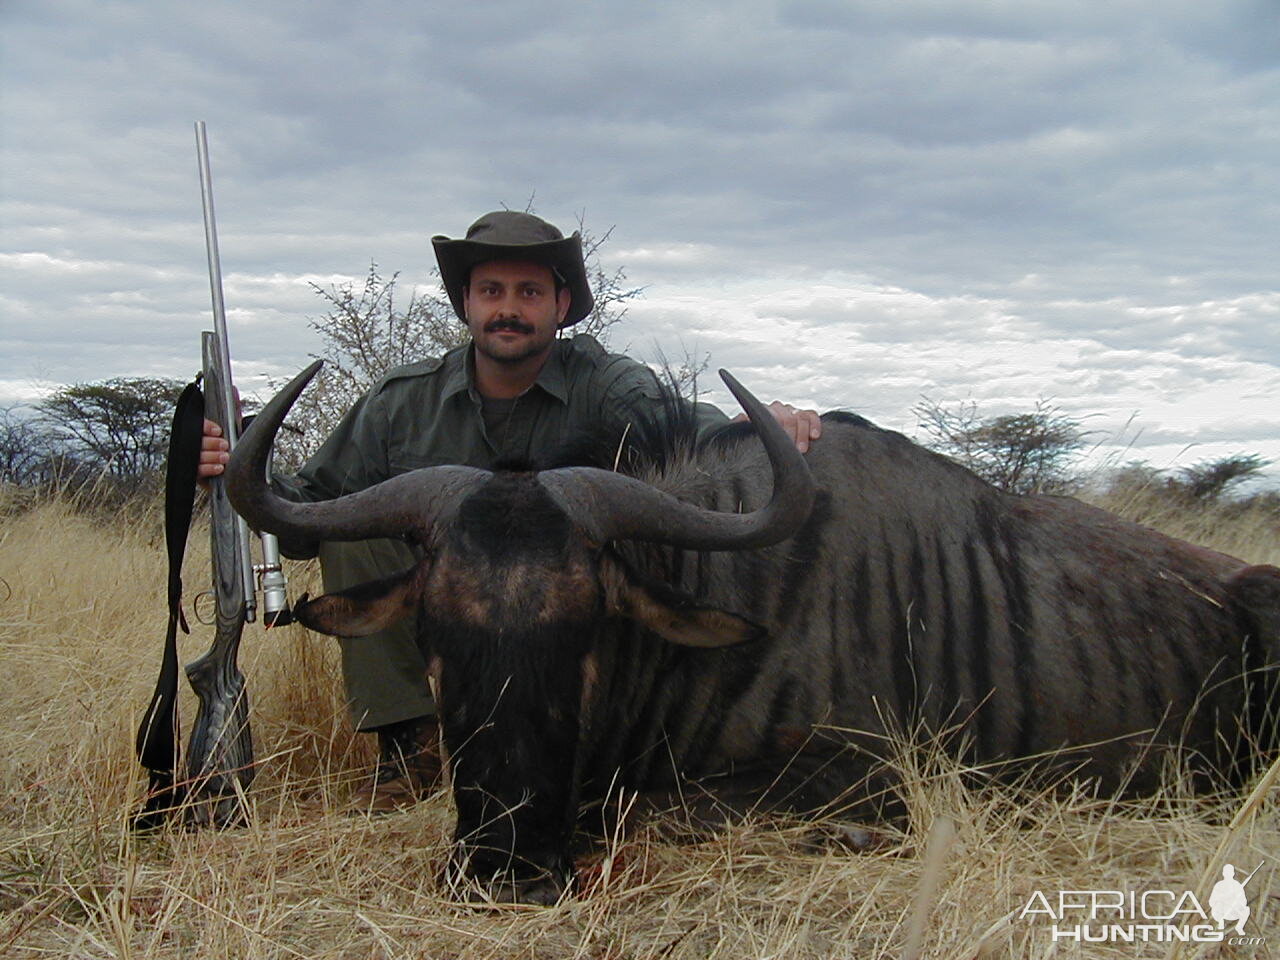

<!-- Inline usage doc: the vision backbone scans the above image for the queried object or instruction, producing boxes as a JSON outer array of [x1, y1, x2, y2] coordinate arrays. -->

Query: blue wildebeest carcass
[[227, 361, 1280, 904]]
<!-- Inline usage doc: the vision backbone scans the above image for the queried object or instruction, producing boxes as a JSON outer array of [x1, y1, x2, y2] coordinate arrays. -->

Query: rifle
[[133, 122, 291, 829]]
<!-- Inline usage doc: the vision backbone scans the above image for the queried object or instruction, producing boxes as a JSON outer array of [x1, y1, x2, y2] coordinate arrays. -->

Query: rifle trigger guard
[[193, 590, 217, 626]]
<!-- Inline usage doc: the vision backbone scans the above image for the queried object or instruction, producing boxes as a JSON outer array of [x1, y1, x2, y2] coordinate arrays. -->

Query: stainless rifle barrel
[[195, 121, 258, 618]]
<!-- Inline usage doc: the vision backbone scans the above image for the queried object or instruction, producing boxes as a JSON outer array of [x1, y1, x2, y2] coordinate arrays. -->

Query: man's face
[[463, 260, 571, 366]]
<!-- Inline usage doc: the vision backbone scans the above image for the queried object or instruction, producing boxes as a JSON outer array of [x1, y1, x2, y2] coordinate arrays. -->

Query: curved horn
[[539, 370, 815, 550], [226, 361, 486, 545]]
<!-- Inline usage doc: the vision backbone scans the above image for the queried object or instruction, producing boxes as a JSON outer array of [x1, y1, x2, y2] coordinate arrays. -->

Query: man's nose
[[494, 291, 521, 316]]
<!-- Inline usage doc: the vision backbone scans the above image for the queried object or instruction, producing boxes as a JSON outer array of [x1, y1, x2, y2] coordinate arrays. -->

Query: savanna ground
[[1, 483, 1277, 959]]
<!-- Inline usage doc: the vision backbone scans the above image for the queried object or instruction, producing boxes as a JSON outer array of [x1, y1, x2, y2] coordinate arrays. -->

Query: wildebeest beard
[[426, 474, 600, 903], [432, 615, 595, 905]]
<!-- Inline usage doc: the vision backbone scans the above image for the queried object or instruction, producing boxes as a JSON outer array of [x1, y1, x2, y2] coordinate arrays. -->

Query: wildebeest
[[228, 361, 1280, 904]]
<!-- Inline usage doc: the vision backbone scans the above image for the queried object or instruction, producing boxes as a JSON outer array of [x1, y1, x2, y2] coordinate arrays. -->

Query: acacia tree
[[1176, 453, 1271, 502], [37, 377, 185, 484], [914, 397, 1089, 494], [0, 405, 59, 486], [273, 217, 642, 469], [1099, 455, 1276, 530]]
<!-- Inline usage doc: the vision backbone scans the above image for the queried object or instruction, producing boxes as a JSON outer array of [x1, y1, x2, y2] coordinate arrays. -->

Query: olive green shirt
[[284, 333, 727, 536]]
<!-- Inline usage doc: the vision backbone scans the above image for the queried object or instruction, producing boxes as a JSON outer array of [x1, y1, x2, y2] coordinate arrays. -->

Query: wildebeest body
[[227, 364, 1280, 903], [573, 413, 1268, 811]]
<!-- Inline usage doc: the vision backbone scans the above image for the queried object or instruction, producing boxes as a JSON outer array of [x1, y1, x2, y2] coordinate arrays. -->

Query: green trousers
[[318, 538, 436, 730]]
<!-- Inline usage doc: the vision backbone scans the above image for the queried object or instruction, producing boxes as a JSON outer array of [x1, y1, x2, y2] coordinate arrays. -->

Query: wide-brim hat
[[432, 211, 594, 328]]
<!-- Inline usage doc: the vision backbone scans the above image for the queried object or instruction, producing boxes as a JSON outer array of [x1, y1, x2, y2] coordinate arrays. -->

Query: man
[[200, 211, 821, 811]]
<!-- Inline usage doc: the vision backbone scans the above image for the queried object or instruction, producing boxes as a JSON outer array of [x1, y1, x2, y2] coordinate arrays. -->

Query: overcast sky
[[2, 0, 1277, 487]]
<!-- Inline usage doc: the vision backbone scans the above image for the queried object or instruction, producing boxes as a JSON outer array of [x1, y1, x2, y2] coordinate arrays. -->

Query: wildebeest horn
[[538, 370, 816, 550], [225, 361, 486, 545]]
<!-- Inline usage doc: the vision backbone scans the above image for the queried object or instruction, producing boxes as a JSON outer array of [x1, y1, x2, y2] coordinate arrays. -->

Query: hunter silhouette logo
[[1210, 863, 1261, 935], [1019, 861, 1268, 946]]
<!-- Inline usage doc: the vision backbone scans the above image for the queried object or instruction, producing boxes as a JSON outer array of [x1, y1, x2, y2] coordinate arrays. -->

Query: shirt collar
[[440, 345, 473, 401], [532, 339, 570, 404], [445, 339, 571, 405]]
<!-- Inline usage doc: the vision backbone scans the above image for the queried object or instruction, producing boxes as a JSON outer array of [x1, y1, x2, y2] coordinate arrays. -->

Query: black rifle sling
[[133, 380, 204, 829]]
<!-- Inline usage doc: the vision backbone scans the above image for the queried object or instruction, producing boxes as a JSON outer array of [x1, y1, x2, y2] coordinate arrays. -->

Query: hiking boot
[[348, 716, 442, 815]]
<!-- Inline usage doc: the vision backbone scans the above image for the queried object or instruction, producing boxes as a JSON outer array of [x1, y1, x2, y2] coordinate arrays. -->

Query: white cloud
[[0, 0, 1276, 487], [624, 277, 1279, 483]]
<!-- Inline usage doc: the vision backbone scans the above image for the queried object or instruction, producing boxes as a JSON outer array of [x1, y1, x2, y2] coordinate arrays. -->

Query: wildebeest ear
[[613, 568, 764, 648], [295, 563, 423, 639]]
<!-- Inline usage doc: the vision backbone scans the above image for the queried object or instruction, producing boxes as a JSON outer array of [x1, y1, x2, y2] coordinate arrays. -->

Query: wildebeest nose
[[510, 874, 567, 906]]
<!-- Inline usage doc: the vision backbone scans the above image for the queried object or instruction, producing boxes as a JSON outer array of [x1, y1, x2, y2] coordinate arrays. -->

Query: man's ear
[[556, 286, 572, 326], [295, 563, 424, 639], [605, 559, 763, 648], [461, 284, 474, 322]]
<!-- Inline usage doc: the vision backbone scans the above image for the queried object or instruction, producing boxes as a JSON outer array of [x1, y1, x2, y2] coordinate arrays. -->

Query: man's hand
[[199, 419, 230, 487], [733, 401, 823, 454], [199, 385, 241, 488]]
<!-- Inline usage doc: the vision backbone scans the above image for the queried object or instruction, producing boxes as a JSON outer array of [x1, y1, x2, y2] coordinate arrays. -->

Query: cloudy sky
[[2, 0, 1277, 487]]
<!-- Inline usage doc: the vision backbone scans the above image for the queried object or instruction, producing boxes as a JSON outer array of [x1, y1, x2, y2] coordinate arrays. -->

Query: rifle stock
[[183, 335, 256, 827]]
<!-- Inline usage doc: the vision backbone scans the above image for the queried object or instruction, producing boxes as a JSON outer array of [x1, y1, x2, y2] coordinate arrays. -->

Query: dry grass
[[1085, 483, 1280, 567], [1, 491, 1277, 959]]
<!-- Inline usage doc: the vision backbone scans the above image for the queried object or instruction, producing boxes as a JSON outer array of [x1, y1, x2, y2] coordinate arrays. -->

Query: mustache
[[484, 317, 535, 335]]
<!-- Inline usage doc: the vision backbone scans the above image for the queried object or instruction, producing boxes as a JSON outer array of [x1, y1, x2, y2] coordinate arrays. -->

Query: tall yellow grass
[[1, 489, 1276, 958]]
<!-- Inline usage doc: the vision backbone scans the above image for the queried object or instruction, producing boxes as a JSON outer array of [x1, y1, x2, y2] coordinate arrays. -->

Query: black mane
[[536, 377, 720, 477], [535, 378, 878, 480]]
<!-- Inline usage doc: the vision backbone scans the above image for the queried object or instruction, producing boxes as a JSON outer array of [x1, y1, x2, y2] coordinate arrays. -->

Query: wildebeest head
[[227, 361, 814, 904]]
